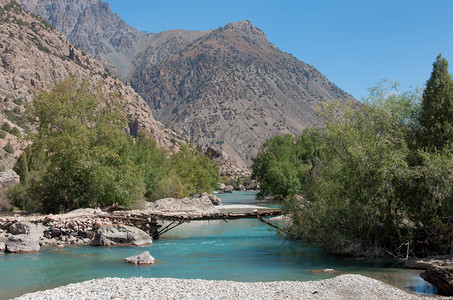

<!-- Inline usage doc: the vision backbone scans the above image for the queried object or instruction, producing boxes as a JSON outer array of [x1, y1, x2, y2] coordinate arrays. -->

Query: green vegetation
[[8, 77, 219, 213], [252, 55, 453, 258], [3, 141, 14, 154], [0, 130, 6, 138]]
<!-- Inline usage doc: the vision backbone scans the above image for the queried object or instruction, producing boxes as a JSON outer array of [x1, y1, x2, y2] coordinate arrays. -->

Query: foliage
[[12, 77, 145, 213], [132, 132, 170, 200], [0, 130, 6, 138], [9, 77, 220, 212], [3, 141, 14, 154], [1, 122, 11, 133], [251, 133, 317, 199], [10, 126, 20, 137], [418, 54, 453, 150], [255, 75, 453, 257], [168, 144, 219, 197]]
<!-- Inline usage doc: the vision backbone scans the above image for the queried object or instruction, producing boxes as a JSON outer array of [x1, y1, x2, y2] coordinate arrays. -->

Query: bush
[[3, 142, 14, 154], [10, 127, 20, 137], [1, 122, 11, 133], [0, 130, 6, 138]]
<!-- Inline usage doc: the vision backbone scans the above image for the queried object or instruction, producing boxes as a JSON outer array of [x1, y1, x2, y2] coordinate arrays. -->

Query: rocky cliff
[[0, 0, 182, 169], [18, 0, 356, 168]]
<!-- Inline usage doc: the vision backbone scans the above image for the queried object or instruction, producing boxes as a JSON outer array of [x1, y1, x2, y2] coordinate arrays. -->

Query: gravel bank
[[14, 275, 439, 300]]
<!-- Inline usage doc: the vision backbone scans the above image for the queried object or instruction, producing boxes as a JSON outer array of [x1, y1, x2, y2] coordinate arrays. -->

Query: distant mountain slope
[[18, 0, 356, 167], [0, 0, 182, 169], [130, 20, 354, 166], [18, 0, 204, 78]]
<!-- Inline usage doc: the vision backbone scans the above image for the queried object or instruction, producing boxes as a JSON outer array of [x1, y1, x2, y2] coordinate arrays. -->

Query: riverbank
[[14, 275, 442, 300]]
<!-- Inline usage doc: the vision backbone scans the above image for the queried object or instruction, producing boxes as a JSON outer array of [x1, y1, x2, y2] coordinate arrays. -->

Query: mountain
[[17, 0, 204, 78], [18, 0, 355, 168], [130, 20, 353, 167], [0, 0, 182, 169]]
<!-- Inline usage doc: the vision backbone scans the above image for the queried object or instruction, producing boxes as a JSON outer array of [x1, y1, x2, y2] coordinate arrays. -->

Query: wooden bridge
[[97, 208, 282, 239]]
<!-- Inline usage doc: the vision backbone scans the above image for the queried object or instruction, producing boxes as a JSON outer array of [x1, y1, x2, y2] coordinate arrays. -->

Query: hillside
[[130, 20, 353, 166], [18, 0, 356, 167], [0, 0, 182, 169]]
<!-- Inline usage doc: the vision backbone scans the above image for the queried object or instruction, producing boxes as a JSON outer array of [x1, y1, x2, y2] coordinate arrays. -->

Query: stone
[[91, 225, 153, 247], [200, 193, 222, 206], [0, 170, 19, 190], [0, 241, 5, 251], [5, 234, 40, 253], [8, 222, 31, 235], [125, 251, 155, 265], [245, 180, 258, 190], [420, 267, 453, 296], [224, 185, 234, 193]]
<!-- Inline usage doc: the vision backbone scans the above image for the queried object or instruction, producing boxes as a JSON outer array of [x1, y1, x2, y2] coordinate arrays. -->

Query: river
[[0, 192, 436, 299]]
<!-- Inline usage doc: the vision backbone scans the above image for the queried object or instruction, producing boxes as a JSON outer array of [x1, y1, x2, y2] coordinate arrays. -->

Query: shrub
[[3, 142, 14, 154], [1, 122, 11, 133], [10, 127, 20, 137]]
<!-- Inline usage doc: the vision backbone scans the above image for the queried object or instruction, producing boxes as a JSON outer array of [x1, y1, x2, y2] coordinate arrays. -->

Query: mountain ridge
[[17, 0, 356, 167], [0, 0, 183, 169]]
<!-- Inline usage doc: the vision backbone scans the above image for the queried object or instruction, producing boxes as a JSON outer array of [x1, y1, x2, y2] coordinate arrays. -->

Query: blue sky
[[105, 0, 453, 100]]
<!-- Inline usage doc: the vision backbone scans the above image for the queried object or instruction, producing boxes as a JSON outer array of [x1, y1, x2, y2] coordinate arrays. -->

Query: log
[[420, 267, 453, 296]]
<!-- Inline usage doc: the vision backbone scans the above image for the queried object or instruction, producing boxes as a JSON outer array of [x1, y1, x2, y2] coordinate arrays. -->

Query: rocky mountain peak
[[222, 20, 266, 38]]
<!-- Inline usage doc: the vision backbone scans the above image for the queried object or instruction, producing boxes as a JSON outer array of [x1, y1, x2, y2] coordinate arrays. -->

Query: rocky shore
[[13, 275, 441, 300]]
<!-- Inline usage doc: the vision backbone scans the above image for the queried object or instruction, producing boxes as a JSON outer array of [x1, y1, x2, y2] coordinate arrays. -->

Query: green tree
[[21, 77, 145, 213], [169, 144, 219, 197], [251, 133, 315, 199], [133, 132, 170, 200], [281, 81, 453, 257], [419, 54, 453, 150]]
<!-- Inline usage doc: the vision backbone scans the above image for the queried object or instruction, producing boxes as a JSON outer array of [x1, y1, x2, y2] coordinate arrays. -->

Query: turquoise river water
[[0, 192, 436, 299]]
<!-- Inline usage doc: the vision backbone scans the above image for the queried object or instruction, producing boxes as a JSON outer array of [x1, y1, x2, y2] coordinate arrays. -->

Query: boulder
[[91, 225, 153, 246], [236, 184, 246, 191], [0, 241, 5, 251], [200, 193, 222, 206], [245, 180, 258, 190], [125, 251, 155, 265], [5, 234, 40, 253], [8, 222, 31, 235], [0, 170, 19, 190], [420, 267, 453, 296], [224, 185, 234, 193]]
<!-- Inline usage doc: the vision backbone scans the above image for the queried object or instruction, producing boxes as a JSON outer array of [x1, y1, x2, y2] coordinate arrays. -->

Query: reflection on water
[[0, 192, 436, 299]]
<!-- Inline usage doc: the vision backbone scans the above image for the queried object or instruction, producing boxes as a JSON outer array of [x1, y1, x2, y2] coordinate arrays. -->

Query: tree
[[276, 81, 453, 257], [20, 77, 145, 213], [419, 54, 453, 150], [168, 144, 219, 198], [251, 133, 315, 199]]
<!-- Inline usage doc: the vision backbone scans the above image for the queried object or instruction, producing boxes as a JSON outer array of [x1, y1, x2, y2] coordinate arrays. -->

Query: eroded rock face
[[5, 234, 40, 253], [91, 225, 152, 247], [125, 251, 155, 265]]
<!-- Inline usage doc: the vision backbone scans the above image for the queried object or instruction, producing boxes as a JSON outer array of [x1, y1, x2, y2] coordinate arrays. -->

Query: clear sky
[[105, 0, 453, 100]]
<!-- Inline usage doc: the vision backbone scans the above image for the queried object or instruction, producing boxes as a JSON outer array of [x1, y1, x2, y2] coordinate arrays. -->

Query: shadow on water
[[0, 191, 437, 299]]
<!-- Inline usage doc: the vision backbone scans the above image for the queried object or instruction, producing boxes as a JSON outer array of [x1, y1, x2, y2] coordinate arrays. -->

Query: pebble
[[13, 275, 439, 300]]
